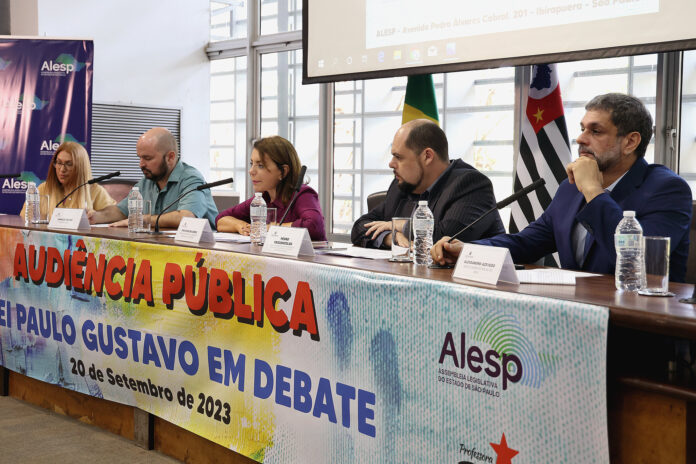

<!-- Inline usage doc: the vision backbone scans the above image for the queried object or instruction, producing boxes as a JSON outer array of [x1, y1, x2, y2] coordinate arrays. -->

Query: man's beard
[[397, 179, 417, 193], [142, 157, 169, 182], [394, 165, 423, 194], [578, 142, 622, 172]]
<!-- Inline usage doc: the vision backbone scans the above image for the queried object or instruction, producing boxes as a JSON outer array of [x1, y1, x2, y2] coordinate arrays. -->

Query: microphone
[[447, 178, 546, 243], [0, 173, 20, 179], [56, 171, 121, 208], [195, 178, 235, 191], [277, 165, 307, 225], [88, 170, 120, 185], [152, 176, 233, 233]]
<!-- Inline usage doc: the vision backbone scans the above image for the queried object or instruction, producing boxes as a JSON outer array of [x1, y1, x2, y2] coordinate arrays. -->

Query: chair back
[[101, 179, 137, 203], [366, 190, 387, 212]]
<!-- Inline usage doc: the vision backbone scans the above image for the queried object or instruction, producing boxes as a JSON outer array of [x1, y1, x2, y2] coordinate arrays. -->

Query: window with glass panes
[[208, 2, 682, 240], [210, 56, 247, 197], [260, 50, 320, 192]]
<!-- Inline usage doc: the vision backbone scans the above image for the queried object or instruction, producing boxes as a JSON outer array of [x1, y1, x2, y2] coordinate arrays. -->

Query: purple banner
[[0, 38, 93, 214]]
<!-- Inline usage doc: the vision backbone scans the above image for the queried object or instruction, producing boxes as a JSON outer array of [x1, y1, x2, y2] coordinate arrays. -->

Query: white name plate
[[48, 208, 90, 230], [452, 243, 519, 285], [174, 217, 215, 243], [262, 226, 315, 257]]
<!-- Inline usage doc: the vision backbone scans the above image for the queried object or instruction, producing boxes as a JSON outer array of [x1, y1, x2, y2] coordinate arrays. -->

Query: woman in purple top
[[216, 136, 327, 241]]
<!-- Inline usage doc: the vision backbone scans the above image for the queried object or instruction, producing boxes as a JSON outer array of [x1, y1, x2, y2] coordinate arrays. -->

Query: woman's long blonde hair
[[44, 141, 94, 213]]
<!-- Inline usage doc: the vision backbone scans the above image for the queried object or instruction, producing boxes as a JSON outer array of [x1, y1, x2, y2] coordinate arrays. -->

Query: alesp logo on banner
[[438, 331, 521, 397], [437, 311, 560, 397], [0, 57, 11, 70], [2, 173, 41, 194], [2, 178, 29, 193], [40, 134, 83, 156], [0, 94, 49, 114], [40, 53, 86, 77]]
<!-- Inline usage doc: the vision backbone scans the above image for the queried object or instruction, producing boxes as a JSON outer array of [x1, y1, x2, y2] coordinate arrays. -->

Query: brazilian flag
[[402, 74, 439, 125]]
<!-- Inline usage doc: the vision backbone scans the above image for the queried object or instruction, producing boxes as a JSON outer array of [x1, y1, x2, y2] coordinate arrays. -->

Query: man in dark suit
[[432, 93, 692, 282], [351, 119, 504, 248]]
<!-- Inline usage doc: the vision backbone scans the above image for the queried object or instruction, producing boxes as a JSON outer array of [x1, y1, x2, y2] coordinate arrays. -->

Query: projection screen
[[303, 0, 696, 83]]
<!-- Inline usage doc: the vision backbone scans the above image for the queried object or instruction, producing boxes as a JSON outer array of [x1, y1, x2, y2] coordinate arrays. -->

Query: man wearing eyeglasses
[[88, 127, 218, 229], [431, 93, 692, 282]]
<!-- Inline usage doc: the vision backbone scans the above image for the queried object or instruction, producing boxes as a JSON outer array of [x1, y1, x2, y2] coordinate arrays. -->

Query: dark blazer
[[351, 159, 505, 247], [477, 158, 692, 281]]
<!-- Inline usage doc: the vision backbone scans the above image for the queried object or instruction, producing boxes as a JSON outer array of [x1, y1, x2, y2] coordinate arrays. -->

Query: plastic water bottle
[[615, 210, 644, 291], [25, 181, 39, 226], [413, 200, 434, 265], [127, 187, 143, 233], [250, 192, 267, 245]]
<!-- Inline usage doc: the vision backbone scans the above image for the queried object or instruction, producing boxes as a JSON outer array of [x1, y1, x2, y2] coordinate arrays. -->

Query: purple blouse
[[215, 184, 327, 241]]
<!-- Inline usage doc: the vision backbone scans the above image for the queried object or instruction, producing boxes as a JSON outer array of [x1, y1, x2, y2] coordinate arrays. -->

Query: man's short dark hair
[[585, 93, 653, 158], [404, 120, 449, 162]]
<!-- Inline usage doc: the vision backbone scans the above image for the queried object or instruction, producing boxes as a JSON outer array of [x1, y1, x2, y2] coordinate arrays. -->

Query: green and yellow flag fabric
[[402, 74, 439, 125]]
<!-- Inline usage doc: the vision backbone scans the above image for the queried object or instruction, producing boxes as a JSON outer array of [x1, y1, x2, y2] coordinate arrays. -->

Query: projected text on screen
[[366, 0, 659, 49]]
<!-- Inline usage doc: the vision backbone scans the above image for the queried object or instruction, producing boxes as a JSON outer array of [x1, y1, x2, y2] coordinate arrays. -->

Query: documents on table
[[322, 245, 392, 260], [213, 232, 251, 243], [516, 269, 600, 285]]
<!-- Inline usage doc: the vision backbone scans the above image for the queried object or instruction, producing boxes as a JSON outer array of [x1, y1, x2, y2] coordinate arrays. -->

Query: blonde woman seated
[[21, 141, 115, 218], [216, 136, 327, 241]]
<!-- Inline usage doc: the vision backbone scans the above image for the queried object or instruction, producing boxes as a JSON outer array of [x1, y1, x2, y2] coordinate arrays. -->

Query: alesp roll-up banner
[[0, 38, 93, 214]]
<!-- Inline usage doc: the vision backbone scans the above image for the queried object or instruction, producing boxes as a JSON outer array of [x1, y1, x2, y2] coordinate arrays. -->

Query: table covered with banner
[[0, 225, 609, 462]]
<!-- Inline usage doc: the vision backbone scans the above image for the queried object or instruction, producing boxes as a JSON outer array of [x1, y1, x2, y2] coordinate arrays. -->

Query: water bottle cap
[[623, 210, 636, 217], [418, 200, 428, 206], [132, 186, 139, 191], [27, 181, 36, 187], [254, 192, 262, 197]]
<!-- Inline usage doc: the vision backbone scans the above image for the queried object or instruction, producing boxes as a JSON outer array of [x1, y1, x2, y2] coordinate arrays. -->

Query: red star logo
[[490, 433, 519, 464]]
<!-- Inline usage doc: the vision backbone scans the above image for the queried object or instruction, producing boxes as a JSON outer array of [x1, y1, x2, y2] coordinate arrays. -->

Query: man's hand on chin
[[566, 155, 604, 202]]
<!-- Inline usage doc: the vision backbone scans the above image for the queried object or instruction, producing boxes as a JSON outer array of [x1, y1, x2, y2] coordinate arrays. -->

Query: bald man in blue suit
[[432, 93, 692, 282]]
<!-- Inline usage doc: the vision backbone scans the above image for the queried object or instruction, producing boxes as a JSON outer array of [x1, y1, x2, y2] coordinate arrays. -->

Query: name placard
[[174, 217, 215, 243], [452, 243, 519, 285], [262, 226, 315, 257], [48, 208, 90, 230]]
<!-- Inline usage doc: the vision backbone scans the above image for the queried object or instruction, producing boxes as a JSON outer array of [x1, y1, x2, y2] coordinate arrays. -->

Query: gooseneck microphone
[[88, 171, 121, 184], [277, 165, 307, 226], [152, 176, 234, 233], [55, 171, 121, 208], [447, 178, 546, 243], [0, 173, 21, 179]]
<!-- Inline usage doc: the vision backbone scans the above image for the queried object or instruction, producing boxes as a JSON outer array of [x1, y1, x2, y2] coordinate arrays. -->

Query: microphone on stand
[[55, 171, 121, 208], [88, 171, 121, 184], [0, 173, 21, 179], [277, 166, 307, 226], [448, 178, 546, 243], [428, 178, 547, 269], [152, 176, 233, 233]]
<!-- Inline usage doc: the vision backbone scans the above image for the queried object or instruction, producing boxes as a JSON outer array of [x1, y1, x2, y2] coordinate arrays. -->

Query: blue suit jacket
[[477, 158, 692, 281]]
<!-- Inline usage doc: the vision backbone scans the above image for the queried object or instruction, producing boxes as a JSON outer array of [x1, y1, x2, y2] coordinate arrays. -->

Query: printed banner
[[0, 38, 93, 214], [0, 227, 609, 463]]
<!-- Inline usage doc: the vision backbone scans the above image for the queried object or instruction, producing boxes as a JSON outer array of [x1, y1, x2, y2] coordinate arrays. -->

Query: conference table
[[0, 214, 694, 463]]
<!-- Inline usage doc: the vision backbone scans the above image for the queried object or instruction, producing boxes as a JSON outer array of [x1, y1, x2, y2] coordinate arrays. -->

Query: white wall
[[15, 0, 211, 177]]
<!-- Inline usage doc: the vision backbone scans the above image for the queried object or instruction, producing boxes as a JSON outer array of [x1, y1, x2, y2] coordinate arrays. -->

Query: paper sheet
[[517, 269, 578, 285], [213, 232, 251, 243], [322, 245, 393, 260]]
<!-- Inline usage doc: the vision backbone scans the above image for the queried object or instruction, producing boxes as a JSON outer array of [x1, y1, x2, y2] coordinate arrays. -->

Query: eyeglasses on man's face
[[54, 160, 74, 170]]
